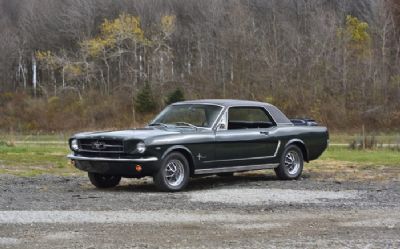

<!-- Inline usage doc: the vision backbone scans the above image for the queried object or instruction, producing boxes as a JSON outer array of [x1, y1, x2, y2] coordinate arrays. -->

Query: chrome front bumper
[[67, 154, 158, 162]]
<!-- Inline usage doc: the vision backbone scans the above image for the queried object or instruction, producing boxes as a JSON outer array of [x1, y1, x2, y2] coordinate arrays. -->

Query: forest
[[0, 0, 399, 132]]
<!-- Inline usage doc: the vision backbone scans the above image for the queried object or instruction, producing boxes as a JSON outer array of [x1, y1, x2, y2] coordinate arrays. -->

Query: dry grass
[[306, 160, 400, 182]]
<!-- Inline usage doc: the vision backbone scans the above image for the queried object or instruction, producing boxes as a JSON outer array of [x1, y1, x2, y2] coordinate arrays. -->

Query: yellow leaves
[[37, 50, 83, 78], [344, 15, 370, 43], [81, 37, 112, 57], [264, 96, 274, 104], [35, 50, 52, 61], [337, 15, 371, 57], [101, 14, 146, 42], [81, 13, 154, 58], [65, 64, 83, 78], [35, 50, 58, 68], [161, 15, 176, 35], [337, 15, 370, 42]]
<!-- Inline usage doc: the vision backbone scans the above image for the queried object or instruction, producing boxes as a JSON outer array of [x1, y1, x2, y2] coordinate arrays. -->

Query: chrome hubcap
[[284, 151, 300, 175], [165, 159, 185, 187]]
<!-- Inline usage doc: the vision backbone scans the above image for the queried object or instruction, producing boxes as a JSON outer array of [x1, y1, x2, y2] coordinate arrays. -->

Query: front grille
[[78, 151, 127, 158], [78, 139, 124, 153]]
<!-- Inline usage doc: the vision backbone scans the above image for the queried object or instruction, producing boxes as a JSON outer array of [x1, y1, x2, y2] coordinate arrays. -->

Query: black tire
[[274, 145, 304, 180], [217, 172, 234, 177], [88, 172, 121, 188], [153, 152, 190, 192]]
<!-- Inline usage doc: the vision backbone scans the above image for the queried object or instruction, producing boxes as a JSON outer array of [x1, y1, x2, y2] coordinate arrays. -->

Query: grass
[[0, 133, 399, 179], [305, 146, 400, 181], [0, 143, 81, 176], [320, 146, 400, 166], [1, 133, 71, 143]]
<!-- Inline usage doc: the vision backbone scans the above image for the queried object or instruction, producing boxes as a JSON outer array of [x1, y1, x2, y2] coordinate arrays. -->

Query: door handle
[[260, 131, 269, 135]]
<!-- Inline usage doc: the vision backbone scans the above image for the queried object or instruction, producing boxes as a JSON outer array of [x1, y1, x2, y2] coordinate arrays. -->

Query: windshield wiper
[[148, 123, 169, 128], [175, 122, 198, 129]]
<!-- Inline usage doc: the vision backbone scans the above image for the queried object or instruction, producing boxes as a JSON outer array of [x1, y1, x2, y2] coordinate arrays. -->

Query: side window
[[228, 107, 275, 130]]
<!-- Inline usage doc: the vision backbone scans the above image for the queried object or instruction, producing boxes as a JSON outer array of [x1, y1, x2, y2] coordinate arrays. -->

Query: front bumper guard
[[67, 154, 158, 162]]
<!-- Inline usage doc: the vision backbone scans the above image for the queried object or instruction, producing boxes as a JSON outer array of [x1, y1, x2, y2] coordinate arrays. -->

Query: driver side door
[[212, 106, 280, 168]]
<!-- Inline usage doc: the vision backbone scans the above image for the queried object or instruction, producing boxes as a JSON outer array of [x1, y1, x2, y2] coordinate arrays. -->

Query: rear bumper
[[67, 154, 159, 177]]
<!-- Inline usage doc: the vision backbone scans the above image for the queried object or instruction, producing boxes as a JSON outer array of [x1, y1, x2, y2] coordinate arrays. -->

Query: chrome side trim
[[203, 140, 281, 163], [67, 154, 158, 162], [272, 140, 281, 156], [194, 163, 279, 175]]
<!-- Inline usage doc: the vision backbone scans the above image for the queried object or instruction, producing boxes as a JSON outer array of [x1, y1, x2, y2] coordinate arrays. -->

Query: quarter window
[[228, 107, 275, 130]]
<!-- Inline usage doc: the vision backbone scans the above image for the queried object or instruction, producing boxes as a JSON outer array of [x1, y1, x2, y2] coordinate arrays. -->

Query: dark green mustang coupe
[[68, 99, 328, 191]]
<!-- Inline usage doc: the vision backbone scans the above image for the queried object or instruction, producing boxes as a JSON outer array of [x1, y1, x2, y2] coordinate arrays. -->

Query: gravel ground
[[0, 173, 399, 248]]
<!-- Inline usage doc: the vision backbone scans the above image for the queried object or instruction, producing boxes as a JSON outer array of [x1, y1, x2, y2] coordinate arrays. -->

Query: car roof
[[173, 99, 272, 107], [173, 99, 292, 125]]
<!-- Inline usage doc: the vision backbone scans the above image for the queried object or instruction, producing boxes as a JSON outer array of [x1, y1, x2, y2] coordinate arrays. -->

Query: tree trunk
[[32, 54, 37, 97]]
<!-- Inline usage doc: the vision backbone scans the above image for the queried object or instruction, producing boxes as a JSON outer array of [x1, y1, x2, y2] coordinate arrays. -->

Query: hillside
[[0, 0, 399, 132]]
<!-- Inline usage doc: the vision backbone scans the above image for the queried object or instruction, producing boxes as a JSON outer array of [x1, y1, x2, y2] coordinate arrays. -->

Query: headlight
[[136, 142, 146, 153], [71, 139, 79, 151]]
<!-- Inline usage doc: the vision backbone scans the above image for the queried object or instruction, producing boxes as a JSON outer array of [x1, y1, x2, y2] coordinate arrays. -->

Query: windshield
[[151, 104, 223, 128]]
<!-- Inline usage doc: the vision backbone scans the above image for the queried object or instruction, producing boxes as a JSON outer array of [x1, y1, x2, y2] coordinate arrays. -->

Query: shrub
[[349, 135, 377, 150], [135, 83, 157, 113], [165, 88, 185, 105], [0, 140, 14, 147]]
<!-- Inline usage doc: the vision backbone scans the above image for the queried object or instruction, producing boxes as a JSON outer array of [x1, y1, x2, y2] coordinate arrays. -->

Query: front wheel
[[274, 145, 304, 180], [88, 172, 121, 188], [153, 152, 190, 192]]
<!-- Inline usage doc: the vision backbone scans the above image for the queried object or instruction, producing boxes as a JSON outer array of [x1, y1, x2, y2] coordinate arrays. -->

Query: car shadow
[[186, 173, 278, 191], [102, 172, 283, 193]]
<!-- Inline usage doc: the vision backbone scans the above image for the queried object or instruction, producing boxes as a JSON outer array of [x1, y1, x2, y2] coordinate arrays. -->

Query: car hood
[[73, 128, 181, 141]]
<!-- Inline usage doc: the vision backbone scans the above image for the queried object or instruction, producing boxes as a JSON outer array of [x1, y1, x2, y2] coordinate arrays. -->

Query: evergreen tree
[[135, 83, 157, 113], [165, 88, 185, 105]]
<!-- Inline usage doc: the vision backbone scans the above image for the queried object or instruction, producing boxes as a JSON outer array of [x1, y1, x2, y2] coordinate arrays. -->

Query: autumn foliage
[[0, 1, 400, 132]]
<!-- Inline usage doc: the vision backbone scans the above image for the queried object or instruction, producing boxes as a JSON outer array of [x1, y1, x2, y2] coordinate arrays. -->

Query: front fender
[[161, 145, 194, 160]]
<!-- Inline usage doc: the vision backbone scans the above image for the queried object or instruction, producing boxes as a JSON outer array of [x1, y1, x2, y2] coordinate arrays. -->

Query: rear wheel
[[274, 145, 304, 180], [153, 152, 190, 192], [88, 172, 121, 188]]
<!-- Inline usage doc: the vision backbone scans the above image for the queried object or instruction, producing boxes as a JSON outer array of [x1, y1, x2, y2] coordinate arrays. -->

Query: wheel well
[[289, 141, 309, 162], [170, 149, 195, 176]]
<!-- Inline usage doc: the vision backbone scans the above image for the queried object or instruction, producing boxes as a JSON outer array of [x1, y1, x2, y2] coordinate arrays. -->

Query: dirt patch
[[306, 160, 400, 182], [0, 174, 399, 248], [0, 237, 20, 246], [188, 188, 361, 204]]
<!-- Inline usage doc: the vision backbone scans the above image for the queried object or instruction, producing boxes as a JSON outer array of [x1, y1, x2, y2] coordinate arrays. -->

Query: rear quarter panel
[[275, 125, 329, 161]]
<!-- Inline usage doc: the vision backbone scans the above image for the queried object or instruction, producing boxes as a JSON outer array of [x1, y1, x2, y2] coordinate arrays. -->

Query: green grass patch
[[0, 135, 399, 177], [0, 143, 80, 176], [320, 146, 400, 166]]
